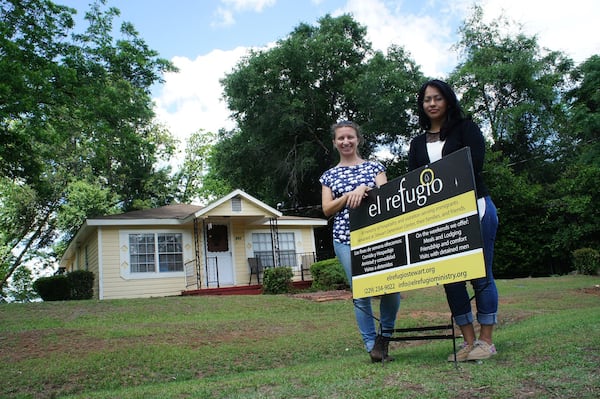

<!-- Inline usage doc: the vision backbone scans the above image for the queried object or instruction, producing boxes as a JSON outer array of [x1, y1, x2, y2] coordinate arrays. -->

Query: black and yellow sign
[[349, 148, 486, 298]]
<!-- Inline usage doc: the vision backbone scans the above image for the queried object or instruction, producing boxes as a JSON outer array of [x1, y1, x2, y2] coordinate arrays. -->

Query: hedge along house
[[60, 189, 328, 300]]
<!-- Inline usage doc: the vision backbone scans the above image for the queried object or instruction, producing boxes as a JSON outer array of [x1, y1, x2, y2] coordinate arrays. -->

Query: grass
[[1, 275, 599, 399]]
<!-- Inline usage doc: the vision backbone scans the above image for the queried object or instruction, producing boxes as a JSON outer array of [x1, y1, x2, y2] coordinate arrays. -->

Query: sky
[[59, 0, 599, 168]]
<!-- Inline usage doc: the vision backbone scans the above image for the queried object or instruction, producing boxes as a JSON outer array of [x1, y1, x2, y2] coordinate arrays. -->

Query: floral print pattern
[[319, 161, 385, 244]]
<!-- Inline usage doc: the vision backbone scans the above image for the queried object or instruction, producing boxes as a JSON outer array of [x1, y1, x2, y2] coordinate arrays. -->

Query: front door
[[205, 223, 234, 287]]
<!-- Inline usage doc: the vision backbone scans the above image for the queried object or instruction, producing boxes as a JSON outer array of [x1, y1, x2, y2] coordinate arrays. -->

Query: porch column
[[193, 218, 202, 288], [269, 217, 280, 267]]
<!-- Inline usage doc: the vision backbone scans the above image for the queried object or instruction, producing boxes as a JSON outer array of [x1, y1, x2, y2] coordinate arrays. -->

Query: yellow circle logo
[[419, 168, 435, 186]]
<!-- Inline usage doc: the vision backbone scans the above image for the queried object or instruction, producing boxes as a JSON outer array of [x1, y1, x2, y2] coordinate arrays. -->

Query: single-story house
[[60, 189, 328, 300]]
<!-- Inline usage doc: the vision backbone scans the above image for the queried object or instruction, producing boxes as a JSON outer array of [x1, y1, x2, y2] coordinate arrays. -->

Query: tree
[[481, 151, 547, 277], [56, 180, 120, 238], [0, 0, 177, 293], [172, 129, 228, 204], [448, 6, 599, 275], [351, 45, 423, 179], [541, 55, 600, 270], [0, 175, 44, 298], [564, 55, 600, 164], [450, 5, 573, 183], [4, 265, 37, 302], [210, 14, 423, 212]]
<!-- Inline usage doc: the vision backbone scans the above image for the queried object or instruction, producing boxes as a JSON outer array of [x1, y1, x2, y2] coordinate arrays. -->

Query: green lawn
[[1, 275, 599, 399]]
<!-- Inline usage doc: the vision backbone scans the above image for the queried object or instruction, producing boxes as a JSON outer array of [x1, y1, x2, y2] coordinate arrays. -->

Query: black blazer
[[408, 119, 490, 199]]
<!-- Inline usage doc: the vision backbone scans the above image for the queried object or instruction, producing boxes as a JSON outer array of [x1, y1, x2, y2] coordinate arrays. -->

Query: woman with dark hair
[[320, 120, 401, 363], [408, 79, 500, 362]]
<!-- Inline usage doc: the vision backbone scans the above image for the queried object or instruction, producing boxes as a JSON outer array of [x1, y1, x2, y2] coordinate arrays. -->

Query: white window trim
[[119, 229, 192, 280]]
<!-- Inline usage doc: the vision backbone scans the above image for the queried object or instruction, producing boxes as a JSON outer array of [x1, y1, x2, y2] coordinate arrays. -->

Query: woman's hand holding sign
[[344, 184, 369, 209]]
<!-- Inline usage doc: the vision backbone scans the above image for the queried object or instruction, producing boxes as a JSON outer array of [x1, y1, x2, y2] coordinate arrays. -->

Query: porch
[[181, 280, 313, 296], [182, 251, 319, 295]]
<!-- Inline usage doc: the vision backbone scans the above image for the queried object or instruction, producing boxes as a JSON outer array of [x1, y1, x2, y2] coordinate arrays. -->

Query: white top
[[426, 140, 444, 163]]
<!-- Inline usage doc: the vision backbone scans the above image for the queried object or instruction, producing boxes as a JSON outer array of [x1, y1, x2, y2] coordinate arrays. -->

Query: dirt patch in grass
[[580, 284, 600, 296], [1, 320, 294, 364], [0, 287, 552, 368], [3, 329, 97, 362], [290, 290, 353, 301]]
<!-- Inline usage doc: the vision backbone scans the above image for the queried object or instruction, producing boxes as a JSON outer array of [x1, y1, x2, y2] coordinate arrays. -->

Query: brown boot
[[369, 335, 395, 363], [369, 335, 383, 362], [382, 336, 394, 361]]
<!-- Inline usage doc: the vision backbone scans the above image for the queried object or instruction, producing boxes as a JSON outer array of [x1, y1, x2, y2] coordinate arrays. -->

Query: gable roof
[[185, 189, 281, 221], [96, 203, 203, 221], [86, 190, 281, 225]]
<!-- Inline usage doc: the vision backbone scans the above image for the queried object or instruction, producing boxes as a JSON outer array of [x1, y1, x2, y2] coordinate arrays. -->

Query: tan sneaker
[[467, 340, 497, 361], [447, 342, 473, 362]]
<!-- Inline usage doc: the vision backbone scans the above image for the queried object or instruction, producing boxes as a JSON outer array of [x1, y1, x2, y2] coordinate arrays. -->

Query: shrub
[[262, 266, 294, 294], [32, 270, 95, 301], [68, 270, 94, 299], [310, 258, 348, 291], [32, 275, 70, 301], [573, 248, 599, 275]]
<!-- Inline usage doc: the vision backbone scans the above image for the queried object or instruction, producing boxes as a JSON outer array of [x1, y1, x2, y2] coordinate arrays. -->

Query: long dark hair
[[417, 79, 466, 138]]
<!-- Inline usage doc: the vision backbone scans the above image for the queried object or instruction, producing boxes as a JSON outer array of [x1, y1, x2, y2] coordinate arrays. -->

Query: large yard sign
[[349, 148, 486, 299]]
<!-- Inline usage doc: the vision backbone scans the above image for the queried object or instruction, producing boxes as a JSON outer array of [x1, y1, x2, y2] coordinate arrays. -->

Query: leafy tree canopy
[[448, 5, 597, 275], [0, 0, 177, 294], [449, 5, 573, 183], [210, 9, 598, 277], [210, 14, 423, 212]]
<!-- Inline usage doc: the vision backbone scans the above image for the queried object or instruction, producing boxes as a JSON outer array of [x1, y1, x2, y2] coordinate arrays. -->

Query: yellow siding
[[86, 233, 100, 300], [99, 227, 190, 300], [64, 233, 100, 300], [68, 214, 322, 299], [208, 197, 272, 217], [299, 228, 317, 253]]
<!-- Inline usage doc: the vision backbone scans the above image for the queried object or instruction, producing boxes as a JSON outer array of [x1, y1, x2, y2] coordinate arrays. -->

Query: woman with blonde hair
[[320, 120, 401, 363]]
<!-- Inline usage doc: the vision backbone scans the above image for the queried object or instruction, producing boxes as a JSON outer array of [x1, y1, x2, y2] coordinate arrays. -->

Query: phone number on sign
[[363, 283, 395, 295]]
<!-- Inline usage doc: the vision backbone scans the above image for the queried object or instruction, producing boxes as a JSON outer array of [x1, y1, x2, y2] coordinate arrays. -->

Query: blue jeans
[[334, 240, 401, 353], [444, 196, 499, 326]]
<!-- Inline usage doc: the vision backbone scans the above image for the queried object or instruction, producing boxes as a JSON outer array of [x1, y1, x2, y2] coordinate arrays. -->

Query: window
[[158, 233, 184, 272], [251, 232, 297, 267], [129, 233, 183, 273], [231, 197, 242, 212], [277, 233, 297, 266], [207, 224, 228, 252], [130, 234, 155, 272]]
